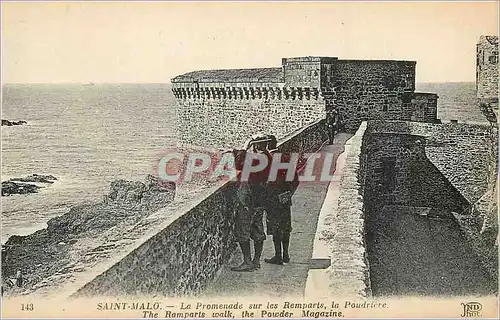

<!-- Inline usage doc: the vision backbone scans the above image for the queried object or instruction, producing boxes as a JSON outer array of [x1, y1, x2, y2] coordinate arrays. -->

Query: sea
[[0, 82, 487, 243]]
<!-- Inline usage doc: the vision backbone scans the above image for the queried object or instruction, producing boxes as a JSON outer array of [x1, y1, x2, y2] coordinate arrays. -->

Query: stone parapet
[[327, 122, 371, 298], [67, 119, 328, 297], [331, 119, 497, 296]]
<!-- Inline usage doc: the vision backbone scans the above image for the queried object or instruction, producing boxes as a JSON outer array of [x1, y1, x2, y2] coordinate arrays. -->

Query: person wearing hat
[[230, 134, 271, 272], [263, 135, 300, 265], [326, 110, 337, 144]]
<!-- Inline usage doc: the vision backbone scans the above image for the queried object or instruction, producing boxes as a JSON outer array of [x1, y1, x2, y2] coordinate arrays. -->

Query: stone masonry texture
[[175, 98, 326, 149], [366, 120, 496, 204], [171, 56, 438, 149], [72, 119, 327, 297], [327, 122, 372, 298], [335, 119, 498, 295], [476, 35, 499, 103], [341, 120, 498, 287], [70, 51, 495, 297]]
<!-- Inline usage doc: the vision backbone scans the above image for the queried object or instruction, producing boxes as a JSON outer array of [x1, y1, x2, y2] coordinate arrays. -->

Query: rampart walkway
[[202, 134, 353, 297]]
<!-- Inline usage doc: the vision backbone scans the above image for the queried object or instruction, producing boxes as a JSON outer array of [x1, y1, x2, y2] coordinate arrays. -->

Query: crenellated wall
[[172, 84, 320, 100]]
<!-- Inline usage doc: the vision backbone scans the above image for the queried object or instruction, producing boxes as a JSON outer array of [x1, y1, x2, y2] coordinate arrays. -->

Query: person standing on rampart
[[326, 110, 337, 144], [230, 134, 271, 272], [263, 135, 300, 265]]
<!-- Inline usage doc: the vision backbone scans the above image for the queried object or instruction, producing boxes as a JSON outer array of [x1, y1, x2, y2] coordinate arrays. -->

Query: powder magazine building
[[2, 36, 498, 303], [172, 56, 439, 148]]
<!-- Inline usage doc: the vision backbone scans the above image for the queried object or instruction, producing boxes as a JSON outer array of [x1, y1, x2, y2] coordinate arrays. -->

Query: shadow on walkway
[[367, 205, 497, 296]]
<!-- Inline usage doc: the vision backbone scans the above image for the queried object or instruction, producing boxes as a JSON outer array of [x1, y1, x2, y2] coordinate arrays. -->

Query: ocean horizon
[[1, 82, 488, 243]]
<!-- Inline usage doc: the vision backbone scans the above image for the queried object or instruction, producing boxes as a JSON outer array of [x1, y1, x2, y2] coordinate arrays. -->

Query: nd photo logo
[[460, 302, 482, 318]]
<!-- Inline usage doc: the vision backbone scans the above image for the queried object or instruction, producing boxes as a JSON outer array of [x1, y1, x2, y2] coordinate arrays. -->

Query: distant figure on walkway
[[326, 110, 337, 144], [263, 135, 300, 265], [230, 134, 272, 272], [337, 111, 345, 133]]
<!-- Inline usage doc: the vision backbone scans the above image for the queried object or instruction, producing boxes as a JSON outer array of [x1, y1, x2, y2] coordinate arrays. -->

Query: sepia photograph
[[1, 1, 498, 318]]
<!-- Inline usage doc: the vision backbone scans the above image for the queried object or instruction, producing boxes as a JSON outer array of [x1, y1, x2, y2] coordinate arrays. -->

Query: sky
[[1, 1, 498, 84]]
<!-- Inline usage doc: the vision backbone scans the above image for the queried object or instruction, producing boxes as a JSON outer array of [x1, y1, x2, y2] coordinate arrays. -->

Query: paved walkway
[[202, 134, 352, 298]]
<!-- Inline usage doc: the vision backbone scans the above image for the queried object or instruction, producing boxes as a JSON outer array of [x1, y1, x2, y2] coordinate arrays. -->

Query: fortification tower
[[476, 35, 499, 105], [172, 56, 439, 149]]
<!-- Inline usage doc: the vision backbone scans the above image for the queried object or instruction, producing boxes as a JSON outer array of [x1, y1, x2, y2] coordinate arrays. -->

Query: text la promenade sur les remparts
[[96, 300, 389, 318]]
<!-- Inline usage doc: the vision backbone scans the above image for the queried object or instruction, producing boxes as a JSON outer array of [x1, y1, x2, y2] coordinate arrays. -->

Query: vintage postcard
[[1, 1, 498, 319]]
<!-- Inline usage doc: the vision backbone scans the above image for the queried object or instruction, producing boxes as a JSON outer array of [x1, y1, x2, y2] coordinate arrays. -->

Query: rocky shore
[[1, 175, 176, 295], [2, 174, 58, 196], [2, 119, 27, 126]]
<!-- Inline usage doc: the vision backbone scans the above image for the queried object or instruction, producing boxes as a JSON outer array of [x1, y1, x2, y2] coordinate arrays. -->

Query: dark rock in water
[[9, 174, 58, 184], [47, 203, 120, 235], [145, 174, 176, 193], [142, 174, 176, 207], [2, 119, 27, 126], [1, 181, 41, 196], [1, 174, 57, 196]]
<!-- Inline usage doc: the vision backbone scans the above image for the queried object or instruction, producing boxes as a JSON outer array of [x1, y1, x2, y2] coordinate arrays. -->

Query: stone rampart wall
[[172, 58, 440, 149], [74, 182, 237, 297], [362, 120, 498, 283], [366, 120, 495, 203], [476, 36, 499, 101], [361, 131, 469, 213], [176, 98, 326, 149], [72, 119, 328, 297], [333, 119, 498, 296]]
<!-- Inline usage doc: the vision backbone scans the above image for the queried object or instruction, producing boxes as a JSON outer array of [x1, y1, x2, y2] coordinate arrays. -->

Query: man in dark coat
[[326, 110, 337, 144], [230, 135, 272, 271], [263, 135, 300, 265]]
